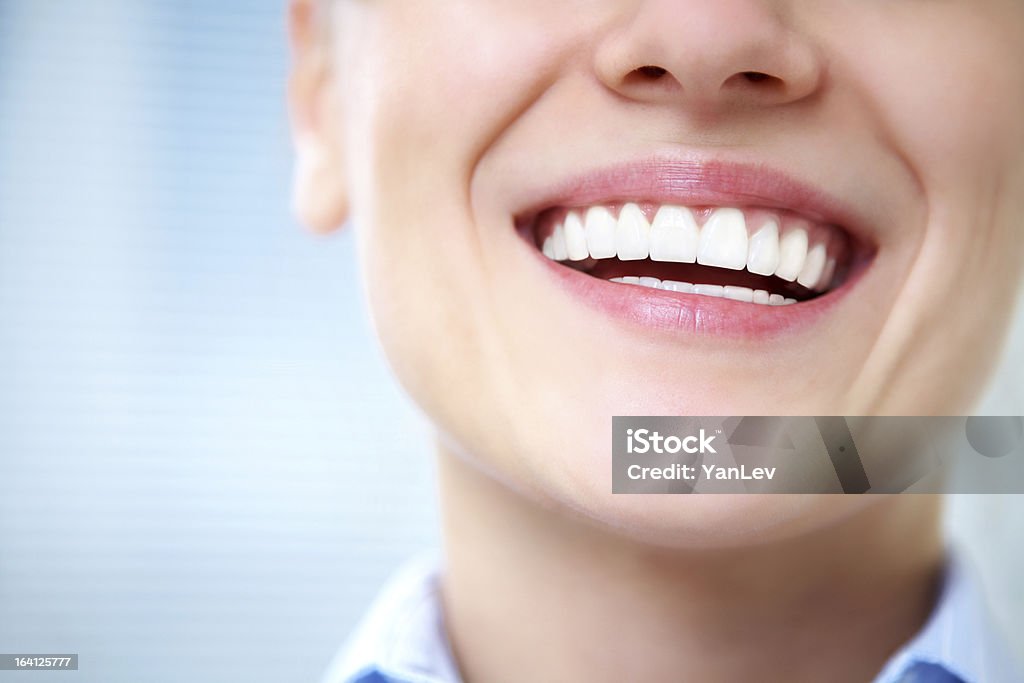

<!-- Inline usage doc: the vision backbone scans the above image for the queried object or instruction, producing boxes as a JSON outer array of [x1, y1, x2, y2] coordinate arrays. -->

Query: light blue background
[[0, 3, 1021, 682]]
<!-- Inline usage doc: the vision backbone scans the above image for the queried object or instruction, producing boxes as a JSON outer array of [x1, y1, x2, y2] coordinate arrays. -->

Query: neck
[[438, 448, 944, 683]]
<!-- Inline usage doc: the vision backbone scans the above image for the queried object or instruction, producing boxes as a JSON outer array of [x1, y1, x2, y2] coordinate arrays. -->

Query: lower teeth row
[[610, 277, 798, 306]]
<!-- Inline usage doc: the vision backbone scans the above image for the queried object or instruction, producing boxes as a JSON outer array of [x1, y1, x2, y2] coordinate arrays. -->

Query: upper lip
[[512, 153, 876, 250]]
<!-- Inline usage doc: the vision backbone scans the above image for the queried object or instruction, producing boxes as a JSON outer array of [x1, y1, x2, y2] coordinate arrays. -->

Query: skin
[[288, 1, 1024, 680]]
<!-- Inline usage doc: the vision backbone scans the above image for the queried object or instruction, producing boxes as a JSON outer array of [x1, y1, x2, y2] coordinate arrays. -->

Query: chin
[[565, 477, 879, 550]]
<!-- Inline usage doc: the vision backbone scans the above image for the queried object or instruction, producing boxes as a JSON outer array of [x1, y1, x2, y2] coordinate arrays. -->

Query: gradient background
[[0, 3, 1021, 682]]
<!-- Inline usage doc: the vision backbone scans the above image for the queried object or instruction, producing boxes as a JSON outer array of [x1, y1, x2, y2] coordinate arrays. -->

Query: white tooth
[[639, 277, 661, 289], [662, 280, 694, 293], [746, 219, 781, 276], [610, 277, 625, 283], [542, 236, 556, 260], [552, 224, 569, 261], [769, 294, 787, 306], [774, 228, 809, 281], [615, 203, 650, 261], [753, 289, 770, 305], [649, 205, 698, 263], [698, 208, 748, 270], [585, 207, 617, 259], [693, 284, 725, 299], [816, 257, 837, 292], [784, 298, 797, 305], [563, 212, 589, 261], [724, 286, 754, 303], [621, 276, 640, 285], [797, 243, 826, 288]]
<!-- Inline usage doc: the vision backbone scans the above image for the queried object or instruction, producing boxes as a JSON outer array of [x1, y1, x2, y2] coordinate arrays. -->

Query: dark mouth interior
[[562, 258, 822, 301]]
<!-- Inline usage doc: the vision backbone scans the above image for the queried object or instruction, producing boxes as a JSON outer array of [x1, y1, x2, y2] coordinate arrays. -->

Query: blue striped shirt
[[323, 553, 1021, 683]]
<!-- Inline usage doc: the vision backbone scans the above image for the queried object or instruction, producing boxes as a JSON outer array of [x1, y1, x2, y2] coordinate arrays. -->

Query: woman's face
[[296, 0, 1024, 544]]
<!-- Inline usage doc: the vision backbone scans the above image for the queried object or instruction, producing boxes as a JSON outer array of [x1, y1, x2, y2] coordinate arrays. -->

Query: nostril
[[739, 71, 783, 87], [635, 65, 668, 80], [621, 65, 677, 92], [721, 71, 786, 94]]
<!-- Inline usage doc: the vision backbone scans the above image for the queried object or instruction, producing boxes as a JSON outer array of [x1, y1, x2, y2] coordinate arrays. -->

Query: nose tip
[[596, 1, 824, 114]]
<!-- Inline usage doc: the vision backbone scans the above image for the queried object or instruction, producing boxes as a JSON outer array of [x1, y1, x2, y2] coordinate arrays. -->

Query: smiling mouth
[[530, 202, 852, 306]]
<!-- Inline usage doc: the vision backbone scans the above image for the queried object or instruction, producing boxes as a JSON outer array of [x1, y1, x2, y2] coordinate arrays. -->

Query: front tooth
[[746, 219, 781, 276], [615, 203, 650, 261], [697, 208, 748, 270], [585, 206, 617, 259], [563, 212, 589, 261], [552, 224, 569, 261], [797, 243, 826, 288], [753, 289, 770, 305], [693, 284, 725, 299], [724, 286, 754, 303], [774, 228, 809, 281], [649, 205, 698, 263]]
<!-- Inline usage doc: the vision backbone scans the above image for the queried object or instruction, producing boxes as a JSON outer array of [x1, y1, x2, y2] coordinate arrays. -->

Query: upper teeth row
[[541, 204, 839, 292]]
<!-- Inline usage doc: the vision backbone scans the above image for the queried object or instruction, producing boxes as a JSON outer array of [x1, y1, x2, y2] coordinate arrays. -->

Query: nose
[[594, 0, 824, 115]]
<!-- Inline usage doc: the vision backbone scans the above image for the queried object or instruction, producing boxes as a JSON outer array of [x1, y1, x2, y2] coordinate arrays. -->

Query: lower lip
[[528, 244, 862, 340]]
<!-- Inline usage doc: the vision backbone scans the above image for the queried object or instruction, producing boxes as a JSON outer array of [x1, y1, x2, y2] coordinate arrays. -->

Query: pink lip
[[535, 254, 865, 338], [514, 157, 876, 339], [515, 156, 875, 248]]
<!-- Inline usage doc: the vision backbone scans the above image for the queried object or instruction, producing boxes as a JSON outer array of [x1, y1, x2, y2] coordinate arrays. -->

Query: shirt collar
[[323, 552, 461, 683], [874, 551, 1020, 683], [324, 550, 1020, 683]]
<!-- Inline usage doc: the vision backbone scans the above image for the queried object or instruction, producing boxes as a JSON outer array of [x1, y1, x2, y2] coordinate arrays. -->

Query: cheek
[[347, 3, 594, 206], [823, 2, 1024, 210], [848, 6, 1024, 235], [895, 18, 1024, 342], [346, 6, 608, 453], [346, 5, 566, 350], [826, 6, 1024, 409]]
